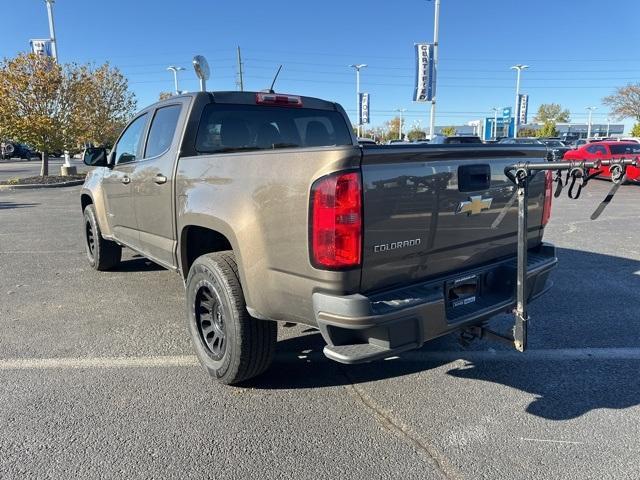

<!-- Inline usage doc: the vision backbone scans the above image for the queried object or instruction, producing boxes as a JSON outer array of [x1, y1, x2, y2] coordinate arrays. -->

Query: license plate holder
[[446, 274, 479, 309]]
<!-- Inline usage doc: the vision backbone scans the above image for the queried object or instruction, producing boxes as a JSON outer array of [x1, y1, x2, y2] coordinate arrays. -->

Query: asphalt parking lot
[[1, 179, 639, 479]]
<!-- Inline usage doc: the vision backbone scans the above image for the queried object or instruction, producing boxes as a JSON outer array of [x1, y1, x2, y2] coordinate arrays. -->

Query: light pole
[[491, 107, 499, 140], [349, 64, 367, 137], [44, 0, 58, 61], [606, 117, 611, 137], [167, 66, 185, 95], [511, 64, 529, 138], [586, 106, 597, 139], [396, 108, 407, 140], [428, 0, 441, 139]]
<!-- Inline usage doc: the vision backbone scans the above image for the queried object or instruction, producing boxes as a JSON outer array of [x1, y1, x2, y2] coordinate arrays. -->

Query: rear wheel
[[186, 251, 276, 385], [83, 204, 121, 270]]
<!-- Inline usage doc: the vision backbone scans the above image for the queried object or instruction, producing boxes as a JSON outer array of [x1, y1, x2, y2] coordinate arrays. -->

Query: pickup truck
[[81, 91, 557, 385]]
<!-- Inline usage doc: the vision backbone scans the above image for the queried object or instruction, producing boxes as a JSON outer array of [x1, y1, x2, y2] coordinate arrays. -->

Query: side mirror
[[83, 147, 108, 167]]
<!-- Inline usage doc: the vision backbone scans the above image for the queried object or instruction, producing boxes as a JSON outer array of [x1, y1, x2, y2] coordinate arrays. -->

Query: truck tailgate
[[360, 145, 548, 293]]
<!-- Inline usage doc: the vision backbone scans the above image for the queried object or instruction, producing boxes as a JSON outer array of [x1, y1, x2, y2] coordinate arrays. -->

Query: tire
[[186, 251, 276, 385], [83, 204, 121, 271]]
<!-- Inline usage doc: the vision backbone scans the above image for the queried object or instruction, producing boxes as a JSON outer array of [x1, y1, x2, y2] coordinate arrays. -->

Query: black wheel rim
[[85, 220, 95, 258], [195, 284, 226, 360]]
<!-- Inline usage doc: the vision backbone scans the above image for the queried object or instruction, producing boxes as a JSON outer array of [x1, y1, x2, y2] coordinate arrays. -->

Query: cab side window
[[144, 105, 181, 158], [114, 113, 148, 165]]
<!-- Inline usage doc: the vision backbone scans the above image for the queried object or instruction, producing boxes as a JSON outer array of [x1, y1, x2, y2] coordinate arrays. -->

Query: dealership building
[[433, 121, 625, 141]]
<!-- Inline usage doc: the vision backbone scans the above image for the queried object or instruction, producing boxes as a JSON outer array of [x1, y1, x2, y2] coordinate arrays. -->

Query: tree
[[533, 103, 570, 123], [441, 126, 457, 136], [517, 127, 538, 138], [0, 53, 136, 176], [406, 128, 425, 141], [0, 54, 81, 175], [385, 117, 401, 141], [631, 123, 640, 137], [536, 120, 558, 138], [74, 63, 136, 147], [603, 83, 640, 121]]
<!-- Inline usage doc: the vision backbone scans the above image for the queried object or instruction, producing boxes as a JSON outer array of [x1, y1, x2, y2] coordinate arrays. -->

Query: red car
[[563, 141, 640, 183]]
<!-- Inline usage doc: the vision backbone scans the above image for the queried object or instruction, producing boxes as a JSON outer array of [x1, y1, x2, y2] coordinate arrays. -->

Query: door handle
[[154, 174, 168, 185], [121, 176, 131, 184]]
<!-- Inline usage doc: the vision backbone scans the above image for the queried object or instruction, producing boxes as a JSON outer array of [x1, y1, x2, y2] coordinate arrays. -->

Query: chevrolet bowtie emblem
[[456, 195, 493, 215]]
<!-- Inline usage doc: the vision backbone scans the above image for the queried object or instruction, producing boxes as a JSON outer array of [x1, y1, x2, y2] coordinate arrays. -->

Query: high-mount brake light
[[255, 93, 303, 107], [542, 170, 553, 226], [310, 171, 362, 269]]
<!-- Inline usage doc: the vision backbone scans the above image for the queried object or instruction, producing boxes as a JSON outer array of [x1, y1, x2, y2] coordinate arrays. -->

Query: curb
[[0, 179, 84, 191]]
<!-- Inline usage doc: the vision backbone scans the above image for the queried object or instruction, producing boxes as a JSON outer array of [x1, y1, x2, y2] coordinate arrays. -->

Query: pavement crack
[[339, 367, 463, 480]]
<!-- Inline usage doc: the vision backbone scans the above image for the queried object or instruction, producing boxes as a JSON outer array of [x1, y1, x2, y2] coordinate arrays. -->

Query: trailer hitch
[[487, 156, 639, 352]]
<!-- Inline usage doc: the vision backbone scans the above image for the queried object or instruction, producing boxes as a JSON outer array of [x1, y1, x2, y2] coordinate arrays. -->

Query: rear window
[[195, 104, 353, 154], [609, 143, 640, 155]]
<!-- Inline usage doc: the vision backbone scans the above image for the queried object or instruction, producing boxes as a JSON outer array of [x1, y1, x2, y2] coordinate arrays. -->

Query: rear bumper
[[313, 243, 557, 364]]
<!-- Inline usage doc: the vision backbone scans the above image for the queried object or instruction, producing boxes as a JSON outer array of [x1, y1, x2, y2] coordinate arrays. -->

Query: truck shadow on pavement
[[253, 248, 640, 421], [110, 256, 165, 272]]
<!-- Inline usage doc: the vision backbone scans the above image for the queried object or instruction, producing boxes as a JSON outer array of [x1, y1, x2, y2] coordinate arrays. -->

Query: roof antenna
[[267, 65, 282, 93]]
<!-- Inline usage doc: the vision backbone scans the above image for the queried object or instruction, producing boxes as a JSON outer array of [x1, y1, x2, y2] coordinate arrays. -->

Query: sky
[[1, 0, 639, 132]]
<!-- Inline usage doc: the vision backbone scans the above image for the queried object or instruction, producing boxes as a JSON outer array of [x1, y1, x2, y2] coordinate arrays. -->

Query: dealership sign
[[29, 39, 53, 57], [359, 93, 370, 125], [414, 43, 436, 102], [518, 94, 529, 125]]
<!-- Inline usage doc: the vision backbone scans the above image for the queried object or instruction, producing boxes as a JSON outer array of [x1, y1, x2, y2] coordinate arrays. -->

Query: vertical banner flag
[[359, 93, 370, 125], [414, 43, 436, 102], [30, 39, 53, 57], [518, 94, 529, 125]]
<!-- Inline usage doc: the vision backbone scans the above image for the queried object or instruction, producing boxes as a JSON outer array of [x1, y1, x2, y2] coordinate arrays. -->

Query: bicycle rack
[[462, 157, 638, 352]]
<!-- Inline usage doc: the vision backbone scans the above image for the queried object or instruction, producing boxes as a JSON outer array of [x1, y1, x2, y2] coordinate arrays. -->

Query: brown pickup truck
[[80, 91, 557, 384]]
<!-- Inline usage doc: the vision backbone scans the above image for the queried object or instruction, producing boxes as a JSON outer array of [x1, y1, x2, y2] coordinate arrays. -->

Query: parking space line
[[0, 347, 639, 371], [0, 355, 198, 370]]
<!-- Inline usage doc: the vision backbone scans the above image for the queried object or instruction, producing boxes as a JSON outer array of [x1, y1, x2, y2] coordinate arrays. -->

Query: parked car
[[617, 137, 640, 144], [357, 137, 377, 145], [80, 91, 556, 384], [0, 141, 37, 160], [498, 137, 545, 145], [563, 141, 640, 183], [540, 138, 571, 160], [430, 135, 483, 144]]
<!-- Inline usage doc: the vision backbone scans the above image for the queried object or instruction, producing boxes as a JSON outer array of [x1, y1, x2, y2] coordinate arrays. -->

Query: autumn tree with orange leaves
[[0, 53, 135, 176]]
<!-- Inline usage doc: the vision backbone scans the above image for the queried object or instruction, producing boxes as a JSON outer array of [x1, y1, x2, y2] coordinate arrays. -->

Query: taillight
[[310, 171, 362, 269], [255, 92, 303, 107], [542, 170, 553, 226]]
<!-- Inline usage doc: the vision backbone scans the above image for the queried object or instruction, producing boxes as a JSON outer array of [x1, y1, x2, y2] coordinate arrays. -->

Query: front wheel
[[186, 251, 276, 385], [83, 204, 121, 271]]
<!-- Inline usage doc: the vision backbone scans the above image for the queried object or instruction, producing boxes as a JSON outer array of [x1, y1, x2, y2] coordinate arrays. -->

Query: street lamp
[[606, 117, 611, 137], [349, 64, 367, 137], [44, 0, 58, 61], [586, 106, 597, 139], [491, 107, 499, 140], [167, 66, 185, 95], [510, 64, 529, 138], [396, 108, 407, 140]]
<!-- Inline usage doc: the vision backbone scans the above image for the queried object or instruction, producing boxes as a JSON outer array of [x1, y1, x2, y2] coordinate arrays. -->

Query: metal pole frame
[[428, 0, 441, 139], [45, 0, 58, 61], [356, 69, 361, 137], [513, 69, 521, 138]]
